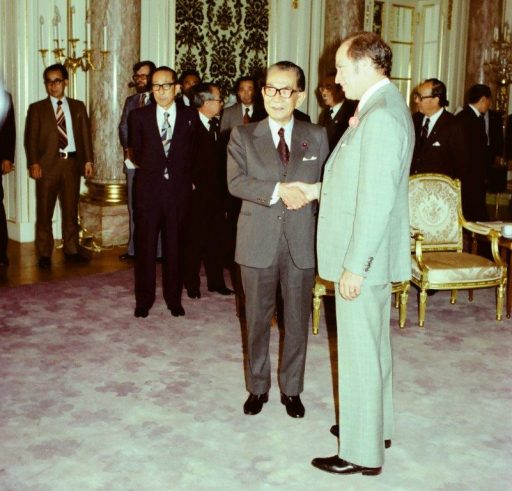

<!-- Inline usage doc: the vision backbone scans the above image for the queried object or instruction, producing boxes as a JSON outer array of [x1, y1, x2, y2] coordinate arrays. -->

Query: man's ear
[[295, 91, 307, 109]]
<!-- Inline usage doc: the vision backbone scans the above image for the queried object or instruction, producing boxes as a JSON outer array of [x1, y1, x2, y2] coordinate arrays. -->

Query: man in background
[[25, 63, 94, 269], [317, 72, 357, 152], [410, 78, 465, 179], [118, 60, 156, 261], [184, 82, 233, 299], [0, 88, 15, 267], [177, 69, 201, 107], [129, 66, 199, 318]]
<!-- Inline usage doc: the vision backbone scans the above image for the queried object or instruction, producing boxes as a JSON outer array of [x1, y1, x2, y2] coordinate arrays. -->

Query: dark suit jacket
[[129, 103, 199, 216], [227, 118, 329, 269], [318, 99, 358, 152], [410, 109, 466, 179], [0, 92, 15, 163], [24, 97, 93, 174], [455, 105, 488, 221], [118, 92, 152, 149], [486, 109, 505, 192]]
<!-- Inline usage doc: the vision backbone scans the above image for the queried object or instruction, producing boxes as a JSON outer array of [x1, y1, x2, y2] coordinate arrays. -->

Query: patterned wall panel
[[175, 0, 268, 94]]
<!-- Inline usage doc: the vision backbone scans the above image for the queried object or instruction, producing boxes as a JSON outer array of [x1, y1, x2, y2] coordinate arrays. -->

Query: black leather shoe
[[311, 455, 382, 475], [243, 392, 268, 415], [208, 286, 234, 295], [119, 253, 134, 261], [330, 425, 391, 448], [187, 288, 201, 299], [64, 253, 90, 263], [38, 256, 52, 269], [134, 307, 149, 318], [280, 393, 305, 418], [169, 305, 185, 317]]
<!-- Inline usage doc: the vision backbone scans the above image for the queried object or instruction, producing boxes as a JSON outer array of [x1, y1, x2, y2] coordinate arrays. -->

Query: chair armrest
[[464, 220, 498, 237], [412, 230, 426, 268]]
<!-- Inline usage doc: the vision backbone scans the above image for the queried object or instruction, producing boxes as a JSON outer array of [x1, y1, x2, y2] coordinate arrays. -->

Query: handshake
[[278, 181, 321, 210]]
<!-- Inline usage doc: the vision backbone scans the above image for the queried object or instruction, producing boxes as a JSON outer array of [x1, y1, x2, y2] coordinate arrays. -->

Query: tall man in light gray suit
[[310, 32, 414, 475], [227, 61, 329, 419]]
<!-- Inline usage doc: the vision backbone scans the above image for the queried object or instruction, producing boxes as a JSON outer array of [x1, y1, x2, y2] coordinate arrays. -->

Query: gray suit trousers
[[335, 282, 394, 468], [240, 232, 315, 396]]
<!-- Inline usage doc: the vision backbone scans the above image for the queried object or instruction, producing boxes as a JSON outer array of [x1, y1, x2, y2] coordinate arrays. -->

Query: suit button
[[278, 216, 282, 220]]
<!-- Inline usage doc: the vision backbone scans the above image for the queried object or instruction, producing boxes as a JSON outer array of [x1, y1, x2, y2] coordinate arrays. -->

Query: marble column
[[320, 0, 364, 76], [79, 0, 141, 247], [465, 0, 503, 98]]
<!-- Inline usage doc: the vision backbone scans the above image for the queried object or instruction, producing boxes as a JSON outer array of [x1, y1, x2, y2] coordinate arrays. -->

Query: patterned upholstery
[[409, 174, 506, 327]]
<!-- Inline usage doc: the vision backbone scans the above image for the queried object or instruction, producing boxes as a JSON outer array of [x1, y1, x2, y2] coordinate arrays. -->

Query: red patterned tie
[[56, 100, 68, 150], [277, 128, 289, 166]]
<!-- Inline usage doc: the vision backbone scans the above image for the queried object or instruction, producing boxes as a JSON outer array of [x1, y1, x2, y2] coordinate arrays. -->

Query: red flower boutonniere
[[348, 116, 360, 128]]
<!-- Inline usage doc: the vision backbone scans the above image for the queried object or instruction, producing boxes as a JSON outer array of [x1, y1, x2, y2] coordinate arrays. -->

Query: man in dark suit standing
[[183, 82, 233, 299], [25, 64, 94, 269], [410, 78, 465, 179], [456, 84, 492, 221], [0, 89, 15, 267], [129, 66, 199, 318], [227, 61, 329, 418], [318, 72, 357, 152], [118, 60, 156, 261]]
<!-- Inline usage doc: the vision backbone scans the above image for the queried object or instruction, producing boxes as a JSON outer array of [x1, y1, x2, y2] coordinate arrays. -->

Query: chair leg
[[312, 293, 322, 335], [398, 288, 408, 328], [450, 290, 457, 304], [497, 284, 505, 321], [394, 292, 399, 309], [468, 289, 474, 302], [418, 289, 427, 327]]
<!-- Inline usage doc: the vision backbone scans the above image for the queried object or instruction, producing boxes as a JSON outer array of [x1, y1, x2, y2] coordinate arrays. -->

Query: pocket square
[[302, 156, 317, 161], [432, 141, 441, 147]]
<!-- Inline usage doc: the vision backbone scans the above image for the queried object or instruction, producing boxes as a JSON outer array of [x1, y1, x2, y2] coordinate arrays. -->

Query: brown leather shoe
[[330, 424, 391, 449], [311, 455, 382, 475], [243, 392, 268, 415]]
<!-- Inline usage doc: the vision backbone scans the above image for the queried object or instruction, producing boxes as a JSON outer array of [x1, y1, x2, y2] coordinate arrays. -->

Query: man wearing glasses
[[129, 66, 199, 318], [118, 60, 156, 262], [25, 63, 93, 269], [410, 78, 465, 179], [227, 61, 329, 418]]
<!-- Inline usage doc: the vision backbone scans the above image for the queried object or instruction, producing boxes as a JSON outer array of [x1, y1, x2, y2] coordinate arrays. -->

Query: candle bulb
[[39, 16, 45, 49], [70, 5, 75, 39], [55, 6, 61, 47], [103, 21, 108, 51], [52, 16, 58, 46], [494, 26, 499, 42], [86, 9, 91, 49]]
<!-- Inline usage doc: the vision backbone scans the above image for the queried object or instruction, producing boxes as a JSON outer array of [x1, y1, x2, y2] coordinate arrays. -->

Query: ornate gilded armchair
[[409, 173, 506, 327], [311, 278, 409, 334]]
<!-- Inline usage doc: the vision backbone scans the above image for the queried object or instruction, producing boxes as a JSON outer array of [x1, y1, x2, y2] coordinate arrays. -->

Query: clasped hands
[[278, 181, 320, 210]]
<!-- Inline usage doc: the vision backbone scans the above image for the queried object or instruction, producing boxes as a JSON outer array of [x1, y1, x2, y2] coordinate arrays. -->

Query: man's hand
[[287, 181, 320, 202], [29, 163, 43, 179], [84, 162, 94, 179], [1, 160, 13, 175], [339, 269, 364, 300], [278, 182, 309, 210]]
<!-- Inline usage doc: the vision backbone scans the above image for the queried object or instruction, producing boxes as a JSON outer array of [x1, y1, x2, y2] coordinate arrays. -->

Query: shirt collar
[[424, 107, 444, 127], [358, 78, 390, 112]]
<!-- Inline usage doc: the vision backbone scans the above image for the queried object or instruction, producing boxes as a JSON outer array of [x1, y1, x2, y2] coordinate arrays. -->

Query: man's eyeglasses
[[263, 86, 299, 98], [45, 79, 65, 86], [133, 74, 149, 80], [152, 83, 177, 92], [415, 93, 435, 101]]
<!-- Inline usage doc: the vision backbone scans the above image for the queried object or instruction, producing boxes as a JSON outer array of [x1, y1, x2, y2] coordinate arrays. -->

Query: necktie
[[420, 117, 430, 141], [56, 100, 68, 150], [161, 112, 171, 179], [243, 107, 251, 125], [208, 117, 219, 141], [139, 93, 147, 107], [277, 128, 289, 166], [329, 108, 334, 120]]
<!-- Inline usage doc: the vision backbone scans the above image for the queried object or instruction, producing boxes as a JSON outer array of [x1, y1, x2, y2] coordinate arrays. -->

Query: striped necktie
[[161, 112, 171, 156], [56, 100, 68, 150], [139, 93, 147, 107]]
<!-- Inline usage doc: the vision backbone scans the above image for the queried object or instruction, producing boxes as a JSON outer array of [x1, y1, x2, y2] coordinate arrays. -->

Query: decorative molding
[[175, 0, 268, 93]]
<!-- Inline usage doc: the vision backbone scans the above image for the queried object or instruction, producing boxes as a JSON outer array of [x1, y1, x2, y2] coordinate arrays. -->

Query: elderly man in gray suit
[[227, 61, 329, 419], [307, 32, 414, 475]]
